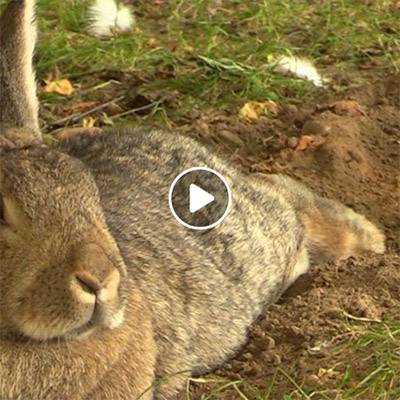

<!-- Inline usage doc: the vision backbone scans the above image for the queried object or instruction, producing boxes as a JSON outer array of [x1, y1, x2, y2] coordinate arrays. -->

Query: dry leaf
[[63, 101, 98, 114], [239, 100, 278, 121], [43, 79, 74, 96], [218, 130, 244, 146], [82, 116, 97, 128], [147, 38, 159, 48], [317, 367, 339, 379], [295, 135, 314, 151], [331, 100, 366, 116]]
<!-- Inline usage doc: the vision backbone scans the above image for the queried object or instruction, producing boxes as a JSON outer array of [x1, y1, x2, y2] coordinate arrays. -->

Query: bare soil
[[177, 74, 400, 399]]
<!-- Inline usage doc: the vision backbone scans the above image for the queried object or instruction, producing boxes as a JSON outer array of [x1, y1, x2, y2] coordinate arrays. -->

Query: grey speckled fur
[[60, 127, 305, 382]]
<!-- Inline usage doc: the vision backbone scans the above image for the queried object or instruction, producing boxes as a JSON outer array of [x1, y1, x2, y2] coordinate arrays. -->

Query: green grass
[[1, 0, 398, 113], [183, 320, 400, 400], [25, 0, 399, 120]]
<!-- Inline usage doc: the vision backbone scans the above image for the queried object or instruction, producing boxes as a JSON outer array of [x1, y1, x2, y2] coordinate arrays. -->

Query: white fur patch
[[108, 306, 125, 328], [88, 0, 135, 37], [288, 248, 310, 285]]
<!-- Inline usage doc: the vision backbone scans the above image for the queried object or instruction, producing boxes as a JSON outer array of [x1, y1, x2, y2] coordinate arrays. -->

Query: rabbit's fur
[[0, 1, 385, 399]]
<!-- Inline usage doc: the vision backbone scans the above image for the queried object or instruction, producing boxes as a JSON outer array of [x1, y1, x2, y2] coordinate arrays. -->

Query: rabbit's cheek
[[12, 266, 126, 340], [11, 287, 97, 341]]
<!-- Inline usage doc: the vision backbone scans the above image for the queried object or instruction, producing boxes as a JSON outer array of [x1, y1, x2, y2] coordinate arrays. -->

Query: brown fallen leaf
[[147, 37, 159, 48], [239, 100, 279, 122], [43, 78, 74, 96], [317, 367, 339, 380], [331, 99, 366, 116], [218, 130, 244, 146], [63, 101, 98, 114], [295, 135, 314, 151], [360, 59, 383, 69]]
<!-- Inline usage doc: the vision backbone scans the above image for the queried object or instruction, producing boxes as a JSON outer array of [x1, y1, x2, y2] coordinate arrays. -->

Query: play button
[[189, 184, 215, 213], [169, 167, 232, 230]]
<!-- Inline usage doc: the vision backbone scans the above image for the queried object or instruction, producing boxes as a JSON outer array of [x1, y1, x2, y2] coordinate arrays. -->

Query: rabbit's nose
[[75, 271, 102, 294], [70, 243, 121, 304], [72, 268, 120, 303]]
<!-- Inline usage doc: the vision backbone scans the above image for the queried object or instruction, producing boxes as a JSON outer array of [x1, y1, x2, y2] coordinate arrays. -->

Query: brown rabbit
[[0, 1, 385, 399]]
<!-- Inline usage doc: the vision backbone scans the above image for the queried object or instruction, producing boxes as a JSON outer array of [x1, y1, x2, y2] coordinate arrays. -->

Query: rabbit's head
[[0, 0, 128, 341]]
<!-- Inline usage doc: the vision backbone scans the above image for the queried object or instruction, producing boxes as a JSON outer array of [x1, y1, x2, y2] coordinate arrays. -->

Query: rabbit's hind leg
[[263, 174, 385, 263], [300, 197, 385, 263]]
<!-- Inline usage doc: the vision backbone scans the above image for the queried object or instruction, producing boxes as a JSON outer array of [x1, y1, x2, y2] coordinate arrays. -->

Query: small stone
[[272, 353, 282, 365], [104, 102, 123, 115], [196, 121, 210, 136], [218, 130, 244, 146], [308, 341, 330, 357], [242, 352, 253, 361], [298, 358, 308, 369], [302, 120, 331, 135], [285, 104, 299, 113], [265, 335, 276, 349], [345, 293, 383, 320], [305, 374, 321, 386], [188, 110, 201, 119], [230, 360, 243, 373], [287, 136, 299, 149], [290, 326, 303, 336]]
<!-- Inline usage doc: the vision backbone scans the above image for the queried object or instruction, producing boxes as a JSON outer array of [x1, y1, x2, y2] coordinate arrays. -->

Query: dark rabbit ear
[[0, 0, 42, 145]]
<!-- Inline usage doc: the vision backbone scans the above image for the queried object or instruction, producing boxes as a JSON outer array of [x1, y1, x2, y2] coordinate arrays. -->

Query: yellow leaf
[[43, 79, 74, 96], [82, 116, 96, 128], [318, 367, 339, 379], [239, 100, 278, 121], [147, 37, 159, 48]]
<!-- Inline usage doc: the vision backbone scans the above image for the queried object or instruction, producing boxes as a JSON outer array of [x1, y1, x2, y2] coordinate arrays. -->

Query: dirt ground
[[174, 73, 400, 399]]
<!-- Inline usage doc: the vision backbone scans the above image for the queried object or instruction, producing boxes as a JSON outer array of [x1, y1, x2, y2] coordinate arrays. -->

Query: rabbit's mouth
[[66, 277, 127, 340], [64, 303, 126, 341], [13, 297, 126, 342], [65, 267, 126, 339]]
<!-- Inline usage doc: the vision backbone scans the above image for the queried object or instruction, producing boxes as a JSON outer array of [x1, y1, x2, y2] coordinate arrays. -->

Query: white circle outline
[[168, 167, 232, 230]]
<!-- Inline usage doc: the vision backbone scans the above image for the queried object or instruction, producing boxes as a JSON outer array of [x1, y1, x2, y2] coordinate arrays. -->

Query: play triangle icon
[[189, 184, 215, 213]]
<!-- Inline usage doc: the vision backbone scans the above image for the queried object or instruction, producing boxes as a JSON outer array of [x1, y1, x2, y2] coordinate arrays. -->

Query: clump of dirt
[[179, 75, 400, 399], [344, 292, 383, 320]]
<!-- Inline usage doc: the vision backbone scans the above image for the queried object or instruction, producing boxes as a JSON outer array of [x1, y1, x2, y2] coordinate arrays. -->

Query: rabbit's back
[[60, 128, 304, 380]]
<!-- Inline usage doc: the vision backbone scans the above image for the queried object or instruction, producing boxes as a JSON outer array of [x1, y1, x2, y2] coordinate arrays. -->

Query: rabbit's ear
[[0, 0, 41, 143]]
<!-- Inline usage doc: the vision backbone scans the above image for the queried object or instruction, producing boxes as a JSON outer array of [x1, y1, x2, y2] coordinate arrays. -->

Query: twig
[[109, 100, 162, 120], [51, 95, 125, 126], [341, 310, 382, 323]]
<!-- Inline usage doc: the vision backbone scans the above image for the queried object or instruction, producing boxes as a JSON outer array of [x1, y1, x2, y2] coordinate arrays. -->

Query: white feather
[[115, 5, 135, 32], [272, 56, 327, 87], [88, 0, 135, 37]]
